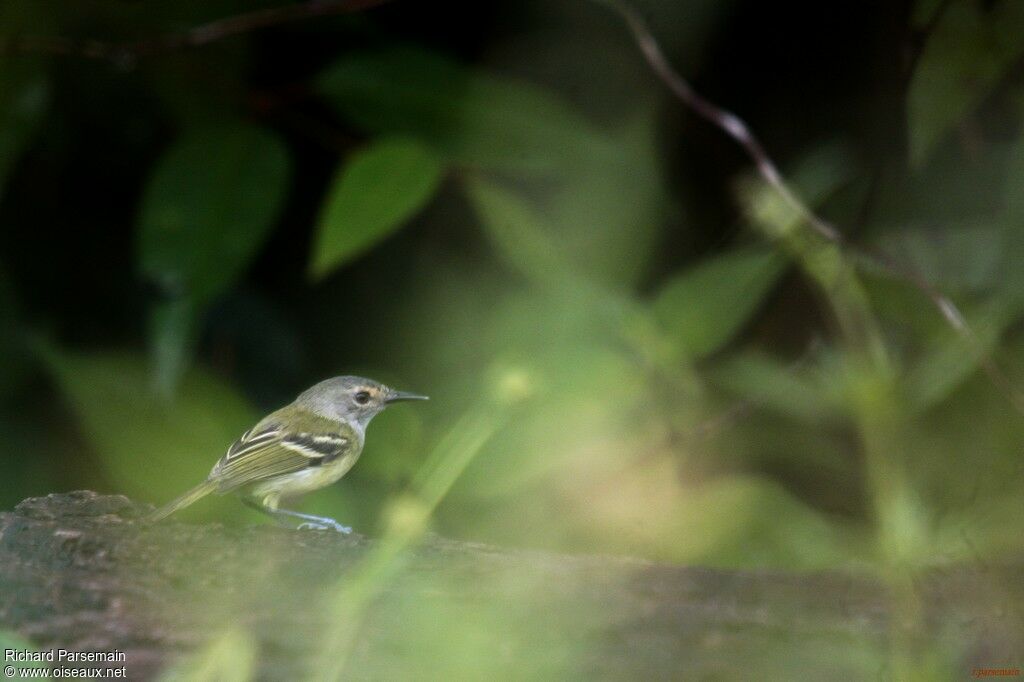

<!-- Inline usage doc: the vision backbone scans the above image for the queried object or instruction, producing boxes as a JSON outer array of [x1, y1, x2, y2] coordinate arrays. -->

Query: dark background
[[1, 0, 1023, 572]]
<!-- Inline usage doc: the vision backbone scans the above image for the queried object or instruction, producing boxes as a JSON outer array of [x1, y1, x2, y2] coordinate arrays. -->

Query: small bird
[[147, 376, 428, 533]]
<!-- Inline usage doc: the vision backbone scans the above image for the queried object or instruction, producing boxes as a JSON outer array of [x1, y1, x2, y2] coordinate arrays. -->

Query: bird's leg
[[241, 496, 352, 534], [275, 508, 353, 534]]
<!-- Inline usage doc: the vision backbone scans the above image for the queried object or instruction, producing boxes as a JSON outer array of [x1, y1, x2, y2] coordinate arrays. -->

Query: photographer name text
[[5, 651, 124, 665]]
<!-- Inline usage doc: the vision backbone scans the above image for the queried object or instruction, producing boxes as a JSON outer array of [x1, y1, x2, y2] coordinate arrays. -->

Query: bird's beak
[[386, 390, 429, 404]]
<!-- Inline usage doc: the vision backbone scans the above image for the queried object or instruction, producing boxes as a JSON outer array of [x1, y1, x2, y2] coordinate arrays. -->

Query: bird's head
[[297, 375, 428, 429]]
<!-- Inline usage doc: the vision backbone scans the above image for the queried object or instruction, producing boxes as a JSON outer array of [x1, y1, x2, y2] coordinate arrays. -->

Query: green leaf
[[465, 157, 670, 291], [310, 137, 444, 279], [908, 0, 1024, 165], [316, 46, 608, 173], [0, 61, 49, 196], [544, 110, 667, 288], [39, 346, 256, 503], [319, 47, 668, 287], [137, 123, 290, 392], [653, 249, 785, 359], [464, 178, 572, 287], [137, 124, 290, 305]]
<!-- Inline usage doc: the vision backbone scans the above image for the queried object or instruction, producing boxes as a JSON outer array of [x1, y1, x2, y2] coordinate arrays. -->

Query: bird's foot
[[297, 519, 352, 534]]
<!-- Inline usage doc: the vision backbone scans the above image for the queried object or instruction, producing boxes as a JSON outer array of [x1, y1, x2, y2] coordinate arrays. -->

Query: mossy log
[[0, 492, 1021, 679]]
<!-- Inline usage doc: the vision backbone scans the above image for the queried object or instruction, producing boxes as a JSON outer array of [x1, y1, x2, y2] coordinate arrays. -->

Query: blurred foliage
[[157, 630, 256, 682], [0, 62, 47, 195], [38, 346, 256, 512], [908, 0, 1024, 165], [0, 631, 45, 672], [138, 123, 290, 393], [1, 0, 1024, 678], [653, 248, 786, 359], [316, 44, 612, 174]]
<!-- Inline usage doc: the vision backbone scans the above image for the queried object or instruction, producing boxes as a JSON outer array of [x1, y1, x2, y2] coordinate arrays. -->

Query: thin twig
[[0, 0, 394, 66], [597, 0, 1024, 415]]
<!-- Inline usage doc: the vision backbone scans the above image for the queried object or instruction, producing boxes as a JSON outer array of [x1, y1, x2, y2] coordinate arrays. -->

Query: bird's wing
[[210, 417, 352, 493]]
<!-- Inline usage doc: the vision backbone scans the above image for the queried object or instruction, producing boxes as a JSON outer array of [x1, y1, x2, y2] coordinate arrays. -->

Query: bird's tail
[[147, 479, 218, 522]]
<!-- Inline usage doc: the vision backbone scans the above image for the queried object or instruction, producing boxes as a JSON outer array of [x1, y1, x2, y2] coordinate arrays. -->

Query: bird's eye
[[354, 391, 371, 405]]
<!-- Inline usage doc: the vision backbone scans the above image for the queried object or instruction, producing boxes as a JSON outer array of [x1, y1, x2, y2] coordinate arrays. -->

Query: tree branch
[[0, 0, 395, 66]]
